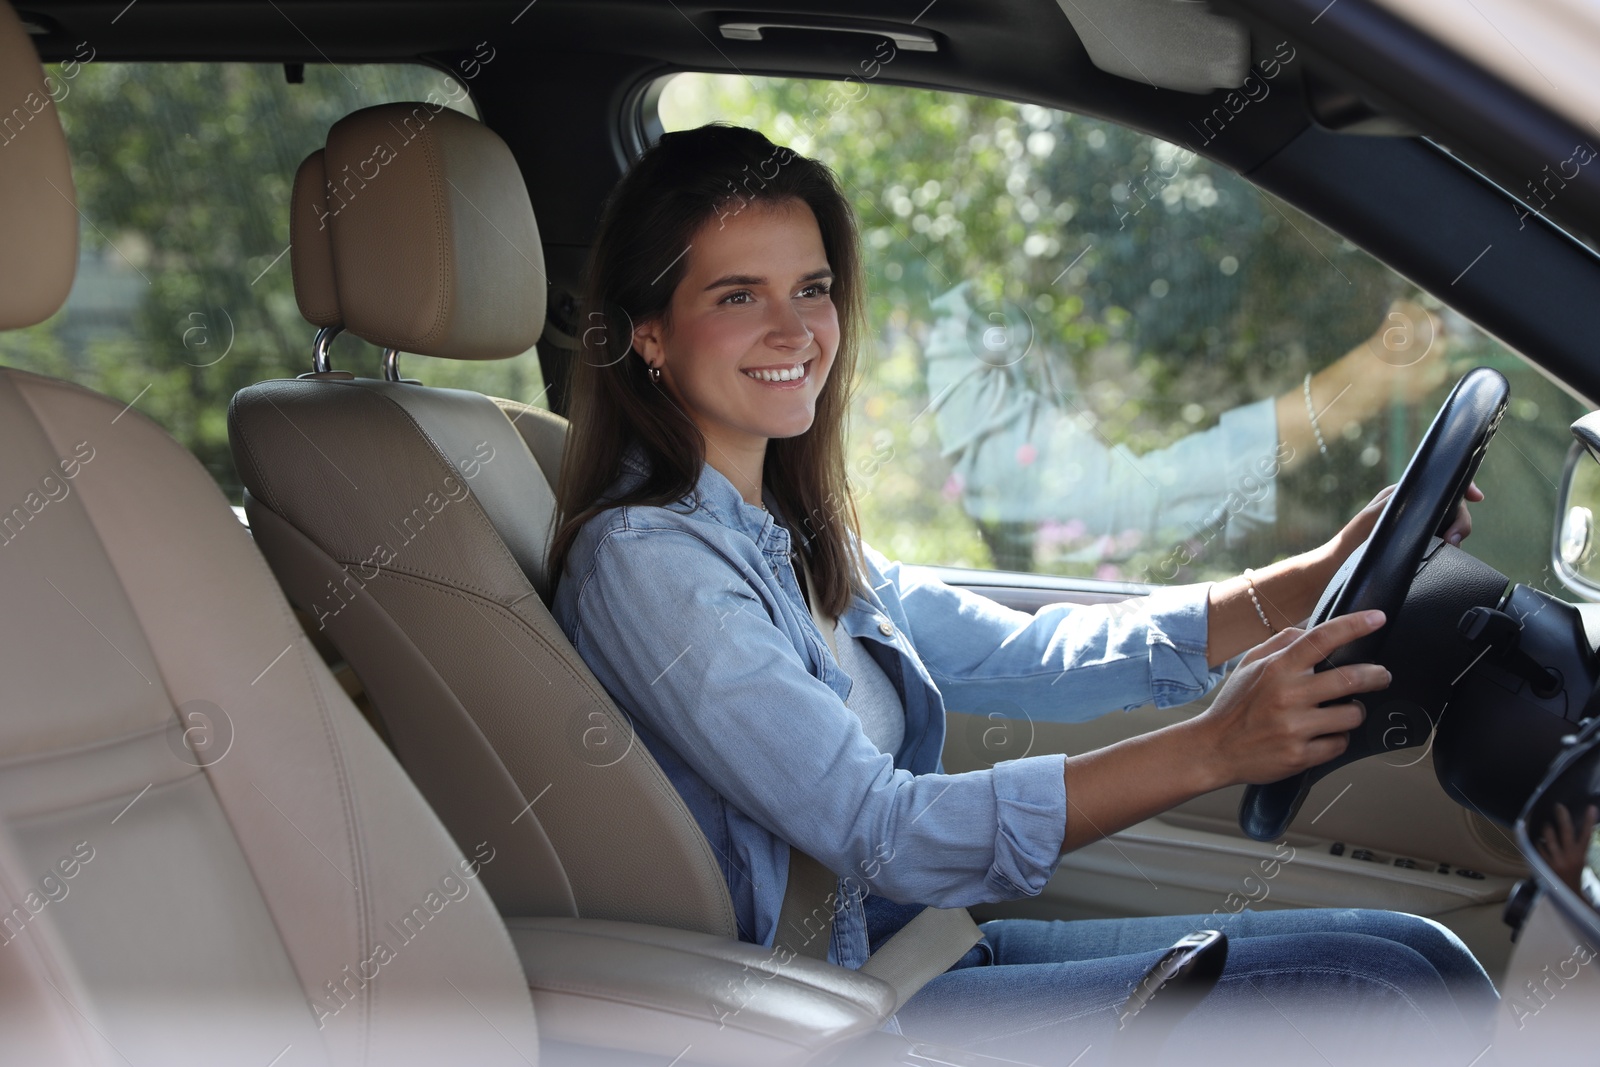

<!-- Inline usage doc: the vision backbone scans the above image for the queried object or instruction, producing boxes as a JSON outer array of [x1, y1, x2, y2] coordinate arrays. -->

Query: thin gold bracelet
[[1243, 568, 1276, 634]]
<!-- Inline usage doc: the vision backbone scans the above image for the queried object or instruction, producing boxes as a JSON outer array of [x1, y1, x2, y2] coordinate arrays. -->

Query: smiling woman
[[631, 199, 840, 498], [547, 123, 1500, 1063], [551, 122, 869, 620]]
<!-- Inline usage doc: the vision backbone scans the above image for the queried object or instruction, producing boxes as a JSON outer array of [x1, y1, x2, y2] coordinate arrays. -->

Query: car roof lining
[[17, 0, 1307, 163], [15, 0, 1338, 271]]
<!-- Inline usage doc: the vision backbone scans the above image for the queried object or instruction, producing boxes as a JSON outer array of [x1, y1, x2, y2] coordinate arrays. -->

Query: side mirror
[[1515, 716, 1600, 944], [1554, 414, 1600, 600], [1499, 717, 1600, 1067]]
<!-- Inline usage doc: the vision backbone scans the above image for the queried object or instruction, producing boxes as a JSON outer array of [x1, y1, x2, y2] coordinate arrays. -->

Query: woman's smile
[[741, 357, 815, 386]]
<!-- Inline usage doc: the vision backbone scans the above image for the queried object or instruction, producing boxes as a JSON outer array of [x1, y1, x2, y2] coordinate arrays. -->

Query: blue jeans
[[890, 907, 1499, 1066]]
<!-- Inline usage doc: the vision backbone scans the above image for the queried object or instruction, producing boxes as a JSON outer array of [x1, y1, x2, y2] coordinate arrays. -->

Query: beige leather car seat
[[0, 15, 922, 1064], [0, 7, 540, 1063], [227, 105, 738, 936]]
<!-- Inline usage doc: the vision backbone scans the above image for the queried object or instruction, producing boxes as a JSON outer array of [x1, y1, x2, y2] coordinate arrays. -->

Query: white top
[[832, 620, 906, 757]]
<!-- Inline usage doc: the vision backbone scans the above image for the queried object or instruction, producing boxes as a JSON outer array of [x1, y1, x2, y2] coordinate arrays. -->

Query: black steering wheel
[[1237, 367, 1509, 841]]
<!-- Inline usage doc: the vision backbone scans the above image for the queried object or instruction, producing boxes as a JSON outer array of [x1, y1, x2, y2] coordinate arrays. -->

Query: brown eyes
[[717, 283, 832, 306]]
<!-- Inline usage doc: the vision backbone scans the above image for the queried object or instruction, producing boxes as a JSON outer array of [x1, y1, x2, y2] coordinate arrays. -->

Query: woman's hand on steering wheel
[[1243, 482, 1485, 655], [1237, 367, 1507, 840], [1192, 610, 1392, 789], [1329, 481, 1484, 566]]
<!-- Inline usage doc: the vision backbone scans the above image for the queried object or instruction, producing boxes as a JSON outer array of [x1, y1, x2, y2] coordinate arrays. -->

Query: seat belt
[[776, 847, 838, 962], [777, 554, 984, 1010]]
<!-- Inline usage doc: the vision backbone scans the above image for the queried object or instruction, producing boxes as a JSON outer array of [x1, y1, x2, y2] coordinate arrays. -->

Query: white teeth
[[745, 362, 806, 383]]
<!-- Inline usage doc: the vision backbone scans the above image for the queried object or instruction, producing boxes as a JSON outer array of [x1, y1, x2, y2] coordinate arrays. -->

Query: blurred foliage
[[0, 62, 546, 501], [659, 72, 1591, 592]]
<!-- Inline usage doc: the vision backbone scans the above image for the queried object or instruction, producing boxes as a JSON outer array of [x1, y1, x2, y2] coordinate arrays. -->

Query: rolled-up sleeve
[[870, 544, 1225, 718], [988, 756, 1069, 898], [567, 525, 1070, 907]]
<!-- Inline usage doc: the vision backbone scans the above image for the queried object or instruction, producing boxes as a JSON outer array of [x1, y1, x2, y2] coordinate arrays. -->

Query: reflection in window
[[657, 73, 1587, 592]]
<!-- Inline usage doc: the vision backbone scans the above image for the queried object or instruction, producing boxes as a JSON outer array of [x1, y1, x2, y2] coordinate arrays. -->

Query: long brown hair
[[549, 123, 868, 617]]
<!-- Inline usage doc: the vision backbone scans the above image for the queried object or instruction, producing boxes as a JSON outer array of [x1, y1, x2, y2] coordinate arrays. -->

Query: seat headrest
[[0, 2, 78, 329], [289, 149, 341, 329], [313, 102, 546, 361]]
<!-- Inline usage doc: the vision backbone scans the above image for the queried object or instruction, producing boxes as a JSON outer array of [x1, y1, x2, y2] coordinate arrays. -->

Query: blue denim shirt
[[551, 447, 1225, 968]]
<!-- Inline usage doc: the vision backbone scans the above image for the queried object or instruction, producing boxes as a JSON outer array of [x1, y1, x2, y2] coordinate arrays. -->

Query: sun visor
[[1054, 0, 1251, 94]]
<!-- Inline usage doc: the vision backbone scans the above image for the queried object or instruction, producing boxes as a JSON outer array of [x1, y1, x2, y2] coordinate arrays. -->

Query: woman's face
[[632, 197, 839, 460]]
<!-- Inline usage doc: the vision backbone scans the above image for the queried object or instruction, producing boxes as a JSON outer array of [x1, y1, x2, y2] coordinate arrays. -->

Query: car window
[[655, 72, 1591, 597], [0, 58, 547, 502]]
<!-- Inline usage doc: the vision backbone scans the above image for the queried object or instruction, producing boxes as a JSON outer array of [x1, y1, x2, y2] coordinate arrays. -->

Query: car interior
[[5, 0, 1600, 1063]]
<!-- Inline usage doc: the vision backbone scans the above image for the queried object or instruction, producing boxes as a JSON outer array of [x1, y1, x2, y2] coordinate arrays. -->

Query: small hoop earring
[[648, 364, 662, 385]]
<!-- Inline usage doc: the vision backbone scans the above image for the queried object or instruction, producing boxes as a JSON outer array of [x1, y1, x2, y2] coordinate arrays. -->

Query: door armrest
[[506, 916, 896, 1066]]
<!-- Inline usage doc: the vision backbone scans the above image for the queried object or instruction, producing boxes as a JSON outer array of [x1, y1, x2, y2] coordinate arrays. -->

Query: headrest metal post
[[382, 348, 402, 382], [312, 324, 343, 374]]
